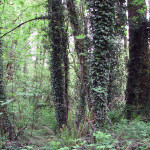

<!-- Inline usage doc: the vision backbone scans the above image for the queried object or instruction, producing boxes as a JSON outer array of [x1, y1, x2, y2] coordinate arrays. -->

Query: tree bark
[[67, 0, 89, 127], [47, 0, 68, 128], [126, 0, 149, 119]]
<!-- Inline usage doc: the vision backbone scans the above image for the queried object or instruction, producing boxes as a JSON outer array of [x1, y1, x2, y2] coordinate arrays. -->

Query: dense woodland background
[[0, 0, 150, 149]]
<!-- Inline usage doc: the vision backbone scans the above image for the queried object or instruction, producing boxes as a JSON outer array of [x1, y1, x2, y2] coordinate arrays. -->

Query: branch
[[1, 16, 51, 38]]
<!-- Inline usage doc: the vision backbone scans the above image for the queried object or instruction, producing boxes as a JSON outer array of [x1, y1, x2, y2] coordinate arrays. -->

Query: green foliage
[[129, 0, 147, 20], [76, 34, 87, 40], [90, 131, 116, 149], [0, 99, 14, 106], [92, 86, 107, 94], [70, 131, 116, 149], [108, 110, 121, 123], [132, 0, 146, 6], [108, 120, 150, 140], [0, 0, 149, 149], [48, 141, 61, 150], [45, 120, 150, 150]]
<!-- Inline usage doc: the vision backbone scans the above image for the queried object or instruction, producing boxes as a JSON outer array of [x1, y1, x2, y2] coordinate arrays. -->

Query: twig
[[12, 7, 29, 24], [12, 1, 47, 24]]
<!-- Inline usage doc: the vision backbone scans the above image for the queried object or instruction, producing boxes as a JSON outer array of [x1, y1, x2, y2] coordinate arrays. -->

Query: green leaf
[[79, 53, 87, 57], [92, 87, 107, 93], [19, 1, 24, 6], [1, 99, 14, 106], [76, 34, 87, 40]]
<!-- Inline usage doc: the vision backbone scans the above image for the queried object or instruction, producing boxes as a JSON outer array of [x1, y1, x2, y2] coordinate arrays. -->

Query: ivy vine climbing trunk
[[107, 0, 126, 104], [47, 0, 68, 128], [67, 0, 89, 127], [87, 0, 116, 127], [126, 0, 149, 119]]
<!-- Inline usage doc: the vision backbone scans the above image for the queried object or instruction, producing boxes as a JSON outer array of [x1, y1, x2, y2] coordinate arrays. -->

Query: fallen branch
[[1, 16, 51, 38]]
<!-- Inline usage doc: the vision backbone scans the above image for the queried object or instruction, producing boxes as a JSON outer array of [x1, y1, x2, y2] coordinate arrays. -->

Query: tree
[[107, 0, 127, 104], [126, 0, 149, 119], [47, 0, 68, 128], [87, 0, 116, 126], [67, 0, 89, 127]]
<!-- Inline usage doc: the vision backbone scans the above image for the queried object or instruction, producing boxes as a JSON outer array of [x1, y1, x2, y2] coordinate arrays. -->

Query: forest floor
[[1, 104, 150, 150], [2, 119, 150, 150]]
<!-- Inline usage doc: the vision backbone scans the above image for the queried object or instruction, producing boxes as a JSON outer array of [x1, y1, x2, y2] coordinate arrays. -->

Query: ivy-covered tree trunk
[[67, 0, 88, 127], [107, 0, 126, 104], [126, 0, 149, 119], [47, 0, 68, 128], [63, 31, 69, 120], [87, 0, 115, 126], [0, 36, 16, 140]]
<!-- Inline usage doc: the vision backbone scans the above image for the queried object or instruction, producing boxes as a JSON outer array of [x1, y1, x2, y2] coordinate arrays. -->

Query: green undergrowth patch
[[44, 119, 150, 150], [1, 115, 150, 149], [3, 100, 150, 150], [106, 119, 150, 140]]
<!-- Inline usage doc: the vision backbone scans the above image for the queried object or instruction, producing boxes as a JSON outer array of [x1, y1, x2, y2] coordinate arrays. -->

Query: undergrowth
[[45, 119, 150, 150], [1, 99, 150, 150]]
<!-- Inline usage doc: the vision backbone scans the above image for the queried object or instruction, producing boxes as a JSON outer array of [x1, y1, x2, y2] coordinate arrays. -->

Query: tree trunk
[[107, 0, 127, 104], [63, 41, 69, 119], [67, 0, 89, 128], [126, 0, 149, 119], [87, 0, 115, 127], [47, 0, 68, 128]]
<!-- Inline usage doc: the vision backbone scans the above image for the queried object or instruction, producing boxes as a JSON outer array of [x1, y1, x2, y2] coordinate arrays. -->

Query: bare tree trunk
[[67, 0, 89, 128], [126, 0, 149, 119]]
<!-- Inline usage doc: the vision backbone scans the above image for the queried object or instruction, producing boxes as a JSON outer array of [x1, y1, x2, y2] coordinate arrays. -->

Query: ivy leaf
[[79, 53, 87, 57], [92, 86, 107, 93], [76, 34, 87, 39]]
